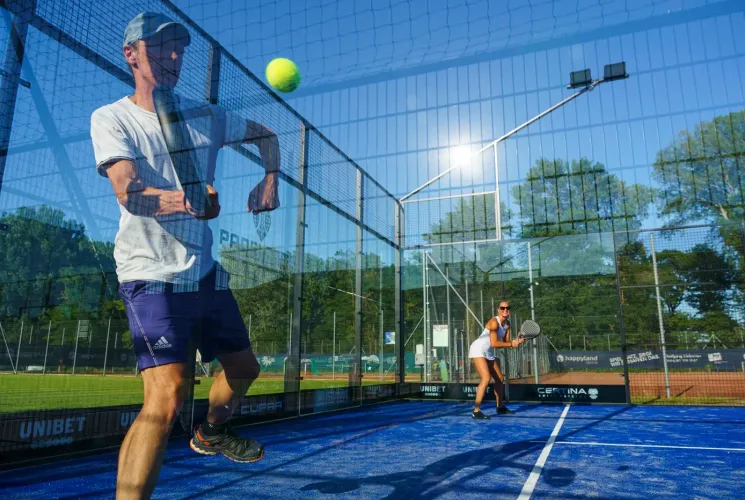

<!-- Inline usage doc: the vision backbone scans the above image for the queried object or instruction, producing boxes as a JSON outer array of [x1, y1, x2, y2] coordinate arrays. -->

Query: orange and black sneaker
[[190, 423, 265, 463]]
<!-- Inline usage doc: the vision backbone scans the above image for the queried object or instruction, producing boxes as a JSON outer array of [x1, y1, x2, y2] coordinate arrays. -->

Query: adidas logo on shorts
[[153, 336, 172, 350]]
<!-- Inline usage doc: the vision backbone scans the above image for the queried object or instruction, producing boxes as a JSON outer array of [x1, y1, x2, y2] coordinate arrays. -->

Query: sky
[[1, 0, 743, 265]]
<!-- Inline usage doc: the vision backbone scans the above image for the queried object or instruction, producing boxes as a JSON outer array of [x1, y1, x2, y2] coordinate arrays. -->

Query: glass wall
[[0, 0, 400, 428]]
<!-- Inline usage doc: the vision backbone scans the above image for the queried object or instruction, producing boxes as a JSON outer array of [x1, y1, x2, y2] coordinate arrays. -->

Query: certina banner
[[553, 349, 745, 370], [416, 383, 624, 403], [509, 384, 626, 403]]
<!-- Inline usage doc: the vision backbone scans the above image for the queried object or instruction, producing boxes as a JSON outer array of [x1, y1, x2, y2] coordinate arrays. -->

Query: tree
[[511, 157, 654, 238], [653, 111, 745, 337], [653, 110, 745, 225], [0, 206, 115, 320], [426, 194, 513, 244]]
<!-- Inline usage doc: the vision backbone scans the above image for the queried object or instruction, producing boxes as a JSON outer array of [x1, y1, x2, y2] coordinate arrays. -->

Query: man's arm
[[105, 159, 216, 218], [242, 120, 280, 214], [244, 120, 280, 175]]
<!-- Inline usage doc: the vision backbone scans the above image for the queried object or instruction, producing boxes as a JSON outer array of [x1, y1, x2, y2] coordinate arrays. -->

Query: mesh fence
[[616, 224, 745, 404], [0, 0, 401, 460], [404, 223, 745, 405]]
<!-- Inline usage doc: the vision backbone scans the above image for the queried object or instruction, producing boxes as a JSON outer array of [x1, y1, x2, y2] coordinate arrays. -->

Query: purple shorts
[[119, 265, 251, 371]]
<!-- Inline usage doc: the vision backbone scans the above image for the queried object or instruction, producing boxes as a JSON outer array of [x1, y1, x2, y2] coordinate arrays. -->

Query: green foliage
[[511, 157, 654, 238], [653, 110, 745, 225]]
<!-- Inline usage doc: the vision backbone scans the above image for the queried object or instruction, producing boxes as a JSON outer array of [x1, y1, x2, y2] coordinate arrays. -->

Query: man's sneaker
[[190, 424, 265, 463], [497, 407, 515, 415], [472, 410, 491, 420]]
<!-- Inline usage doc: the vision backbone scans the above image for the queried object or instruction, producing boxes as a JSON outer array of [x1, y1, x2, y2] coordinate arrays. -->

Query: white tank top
[[469, 318, 509, 358]]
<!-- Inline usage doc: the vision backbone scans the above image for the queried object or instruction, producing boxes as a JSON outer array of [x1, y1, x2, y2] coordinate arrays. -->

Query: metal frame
[[286, 123, 310, 399], [353, 169, 364, 393], [0, 0, 35, 196]]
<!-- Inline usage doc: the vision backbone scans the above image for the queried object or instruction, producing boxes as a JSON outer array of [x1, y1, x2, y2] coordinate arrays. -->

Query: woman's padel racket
[[518, 319, 541, 340]]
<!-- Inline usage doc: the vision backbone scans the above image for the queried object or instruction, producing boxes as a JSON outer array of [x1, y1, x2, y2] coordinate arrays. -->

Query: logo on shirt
[[254, 212, 271, 241], [153, 336, 172, 350]]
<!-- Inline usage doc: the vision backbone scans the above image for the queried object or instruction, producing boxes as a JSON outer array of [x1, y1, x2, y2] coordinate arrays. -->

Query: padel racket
[[518, 319, 541, 340], [152, 85, 210, 216], [151, 85, 204, 434]]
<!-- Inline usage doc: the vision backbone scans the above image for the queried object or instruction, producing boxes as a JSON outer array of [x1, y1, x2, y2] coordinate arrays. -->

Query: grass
[[630, 394, 745, 406], [0, 373, 390, 413]]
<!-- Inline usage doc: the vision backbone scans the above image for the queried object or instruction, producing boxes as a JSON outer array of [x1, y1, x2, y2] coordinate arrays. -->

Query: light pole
[[400, 63, 629, 242]]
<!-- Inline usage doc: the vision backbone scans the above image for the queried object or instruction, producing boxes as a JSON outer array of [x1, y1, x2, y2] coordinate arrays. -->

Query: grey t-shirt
[[90, 95, 246, 285]]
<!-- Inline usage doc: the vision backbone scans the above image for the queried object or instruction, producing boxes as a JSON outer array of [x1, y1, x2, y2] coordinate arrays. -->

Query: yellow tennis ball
[[266, 58, 301, 93]]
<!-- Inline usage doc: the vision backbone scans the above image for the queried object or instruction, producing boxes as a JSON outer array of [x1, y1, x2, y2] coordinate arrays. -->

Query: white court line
[[517, 404, 570, 500], [550, 441, 745, 452]]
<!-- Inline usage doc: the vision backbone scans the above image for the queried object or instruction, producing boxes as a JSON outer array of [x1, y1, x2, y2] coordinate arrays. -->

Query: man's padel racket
[[152, 85, 210, 216], [518, 320, 541, 340]]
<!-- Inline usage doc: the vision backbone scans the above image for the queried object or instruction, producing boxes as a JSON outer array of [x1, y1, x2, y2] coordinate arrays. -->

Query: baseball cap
[[123, 12, 191, 47]]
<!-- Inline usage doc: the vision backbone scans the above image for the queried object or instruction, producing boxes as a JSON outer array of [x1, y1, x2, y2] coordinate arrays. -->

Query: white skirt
[[468, 338, 495, 360]]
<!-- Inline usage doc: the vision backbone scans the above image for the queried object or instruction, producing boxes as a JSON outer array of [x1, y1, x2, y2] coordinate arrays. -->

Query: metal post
[[458, 331, 468, 383], [584, 335, 587, 351], [379, 260, 384, 381], [332, 311, 336, 380], [61, 328, 65, 346], [103, 318, 111, 376], [394, 200, 405, 384], [494, 144, 502, 240], [649, 233, 671, 399], [28, 324, 32, 344], [465, 278, 471, 381], [0, 0, 35, 195], [613, 234, 632, 405], [527, 242, 538, 383], [72, 320, 80, 375], [353, 168, 364, 395], [446, 265, 452, 382], [42, 320, 51, 374], [248, 314, 251, 341], [608, 334, 611, 351], [422, 251, 428, 382], [569, 336, 572, 351], [0, 322, 15, 373], [14, 320, 23, 375]]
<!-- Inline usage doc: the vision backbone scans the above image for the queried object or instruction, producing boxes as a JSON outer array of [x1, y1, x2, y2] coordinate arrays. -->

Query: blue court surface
[[2, 401, 744, 499]]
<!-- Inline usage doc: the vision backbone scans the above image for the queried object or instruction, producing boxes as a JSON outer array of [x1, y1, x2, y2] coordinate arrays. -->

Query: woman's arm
[[488, 318, 522, 348]]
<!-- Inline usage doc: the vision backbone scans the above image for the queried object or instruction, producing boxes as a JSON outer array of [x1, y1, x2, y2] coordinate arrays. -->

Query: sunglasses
[[499, 306, 510, 310]]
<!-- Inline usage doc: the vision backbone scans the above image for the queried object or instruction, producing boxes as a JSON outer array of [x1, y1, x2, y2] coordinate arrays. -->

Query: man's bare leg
[[116, 362, 185, 500], [205, 348, 260, 424]]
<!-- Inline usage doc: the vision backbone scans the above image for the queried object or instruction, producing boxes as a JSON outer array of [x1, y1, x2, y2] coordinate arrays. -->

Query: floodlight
[[604, 62, 628, 81], [569, 69, 592, 88]]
